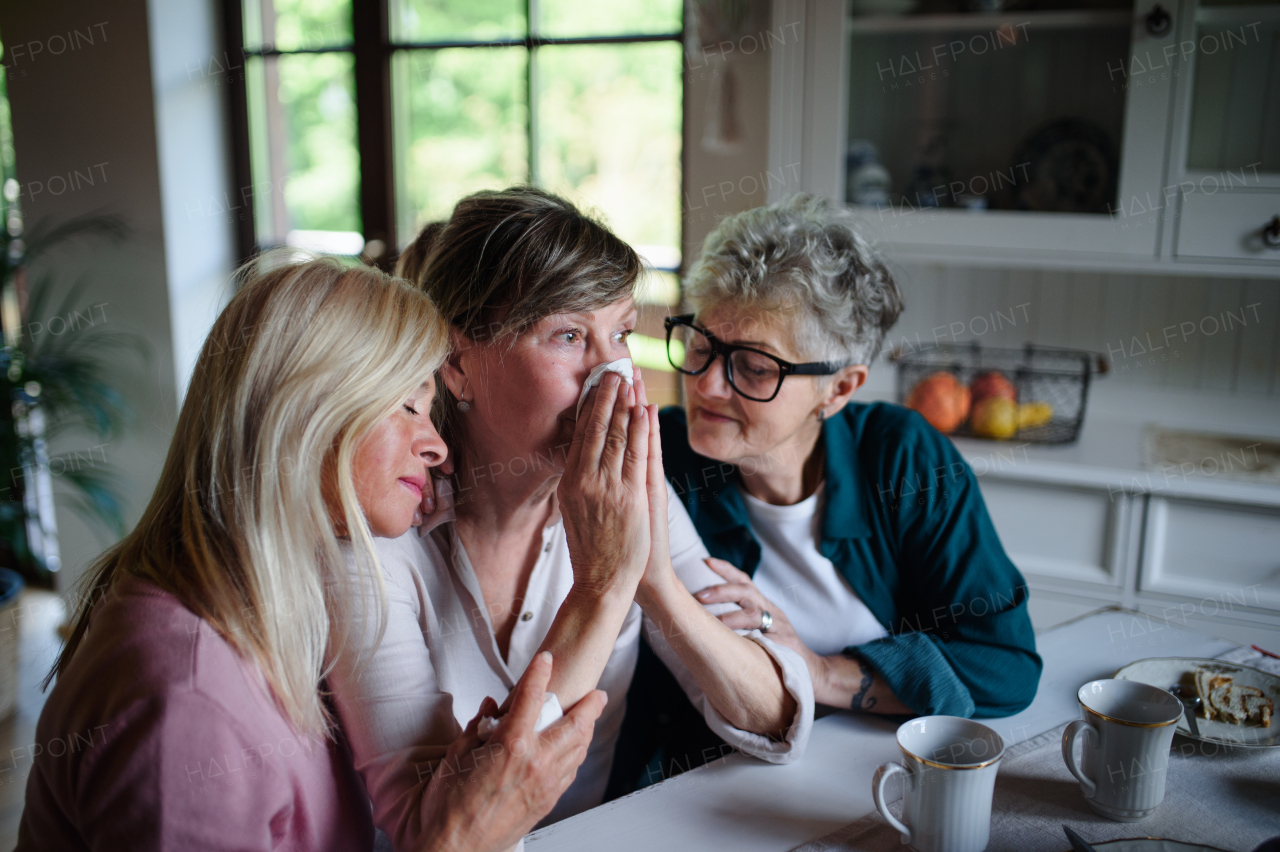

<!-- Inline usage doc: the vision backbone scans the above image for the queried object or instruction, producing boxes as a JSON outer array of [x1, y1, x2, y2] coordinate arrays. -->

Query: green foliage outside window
[[245, 0, 682, 267]]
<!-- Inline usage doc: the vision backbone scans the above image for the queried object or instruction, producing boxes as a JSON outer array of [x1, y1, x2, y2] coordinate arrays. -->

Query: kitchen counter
[[858, 379, 1280, 507]]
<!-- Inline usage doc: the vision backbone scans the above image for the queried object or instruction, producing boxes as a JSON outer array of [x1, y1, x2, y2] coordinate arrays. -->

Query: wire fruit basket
[[891, 342, 1108, 444]]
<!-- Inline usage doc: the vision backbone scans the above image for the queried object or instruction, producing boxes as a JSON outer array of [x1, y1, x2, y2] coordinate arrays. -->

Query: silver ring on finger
[[759, 610, 773, 633]]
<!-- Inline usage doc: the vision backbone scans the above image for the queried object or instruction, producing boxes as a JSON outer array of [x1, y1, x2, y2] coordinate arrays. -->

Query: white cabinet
[[975, 472, 1280, 647], [1174, 189, 1280, 261], [980, 479, 1131, 587], [768, 0, 1280, 275], [1141, 495, 1280, 610], [1161, 3, 1280, 269]]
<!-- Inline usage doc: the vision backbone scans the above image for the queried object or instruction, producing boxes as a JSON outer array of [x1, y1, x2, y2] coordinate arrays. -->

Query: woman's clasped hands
[[420, 652, 606, 852], [557, 370, 659, 600]]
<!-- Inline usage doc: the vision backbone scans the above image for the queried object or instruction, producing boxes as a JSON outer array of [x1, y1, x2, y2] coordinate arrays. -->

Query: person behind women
[[328, 188, 814, 848], [619, 194, 1041, 779], [18, 257, 605, 852]]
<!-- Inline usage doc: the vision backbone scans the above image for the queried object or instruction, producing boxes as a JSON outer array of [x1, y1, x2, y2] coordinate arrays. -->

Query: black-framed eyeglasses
[[664, 314, 846, 403]]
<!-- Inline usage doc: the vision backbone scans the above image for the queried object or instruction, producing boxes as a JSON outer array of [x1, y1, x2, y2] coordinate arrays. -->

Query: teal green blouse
[[660, 402, 1041, 718]]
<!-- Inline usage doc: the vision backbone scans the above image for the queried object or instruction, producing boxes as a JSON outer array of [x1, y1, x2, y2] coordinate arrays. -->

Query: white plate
[[1112, 657, 1280, 748]]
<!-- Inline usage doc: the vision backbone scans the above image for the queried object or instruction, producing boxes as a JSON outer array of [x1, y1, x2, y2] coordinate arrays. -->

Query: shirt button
[[520, 611, 533, 622], [543, 541, 552, 553]]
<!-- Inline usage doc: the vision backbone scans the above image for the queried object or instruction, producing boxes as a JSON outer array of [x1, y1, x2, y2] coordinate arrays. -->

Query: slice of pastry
[[1243, 693, 1273, 728], [1195, 667, 1233, 721], [1209, 684, 1265, 725]]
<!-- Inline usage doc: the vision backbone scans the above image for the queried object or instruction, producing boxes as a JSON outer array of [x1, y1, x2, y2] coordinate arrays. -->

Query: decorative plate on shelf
[[1113, 657, 1280, 748], [1011, 118, 1117, 214]]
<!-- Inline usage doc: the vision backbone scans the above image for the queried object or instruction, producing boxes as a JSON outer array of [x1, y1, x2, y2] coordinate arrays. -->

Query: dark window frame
[[222, 0, 685, 270]]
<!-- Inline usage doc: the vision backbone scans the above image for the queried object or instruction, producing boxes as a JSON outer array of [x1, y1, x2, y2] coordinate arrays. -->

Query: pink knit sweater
[[17, 574, 373, 851]]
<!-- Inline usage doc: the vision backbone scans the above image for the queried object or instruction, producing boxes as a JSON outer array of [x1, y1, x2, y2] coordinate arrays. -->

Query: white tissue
[[475, 692, 563, 742], [575, 358, 634, 417]]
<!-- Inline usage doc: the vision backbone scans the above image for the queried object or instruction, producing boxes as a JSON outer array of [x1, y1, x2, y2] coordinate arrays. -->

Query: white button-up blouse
[[329, 483, 814, 850]]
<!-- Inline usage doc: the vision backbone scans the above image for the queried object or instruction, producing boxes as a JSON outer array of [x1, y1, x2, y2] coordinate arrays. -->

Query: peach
[[906, 371, 970, 434]]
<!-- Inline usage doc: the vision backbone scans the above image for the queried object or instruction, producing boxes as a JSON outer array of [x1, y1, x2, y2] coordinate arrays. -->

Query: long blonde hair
[[52, 256, 449, 737]]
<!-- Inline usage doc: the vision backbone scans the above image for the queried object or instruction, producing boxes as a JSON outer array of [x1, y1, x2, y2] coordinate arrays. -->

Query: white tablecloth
[[792, 720, 1280, 852], [527, 610, 1245, 852]]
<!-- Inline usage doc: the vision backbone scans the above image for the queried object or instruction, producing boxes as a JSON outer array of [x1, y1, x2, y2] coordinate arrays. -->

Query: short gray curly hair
[[684, 194, 904, 366]]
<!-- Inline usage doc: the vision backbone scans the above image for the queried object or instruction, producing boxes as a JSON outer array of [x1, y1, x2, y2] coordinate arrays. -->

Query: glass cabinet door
[[1184, 1, 1280, 176], [773, 0, 1277, 269], [1170, 0, 1280, 263], [845, 0, 1134, 216], [778, 0, 1185, 260]]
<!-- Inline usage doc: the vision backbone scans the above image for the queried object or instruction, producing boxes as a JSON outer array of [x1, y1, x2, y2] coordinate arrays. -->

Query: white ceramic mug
[[1061, 679, 1182, 822], [873, 716, 1005, 852]]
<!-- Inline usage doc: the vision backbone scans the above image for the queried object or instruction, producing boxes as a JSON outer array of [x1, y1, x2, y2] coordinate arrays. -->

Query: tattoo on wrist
[[850, 668, 875, 711]]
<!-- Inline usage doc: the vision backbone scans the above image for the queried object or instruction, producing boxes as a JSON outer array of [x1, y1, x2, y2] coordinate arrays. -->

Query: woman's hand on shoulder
[[420, 652, 606, 852], [557, 371, 654, 599]]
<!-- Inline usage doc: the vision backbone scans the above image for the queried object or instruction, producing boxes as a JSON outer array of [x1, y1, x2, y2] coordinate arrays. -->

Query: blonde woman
[[17, 257, 605, 852]]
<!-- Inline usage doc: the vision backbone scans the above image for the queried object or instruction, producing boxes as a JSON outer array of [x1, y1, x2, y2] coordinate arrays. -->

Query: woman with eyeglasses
[[614, 195, 1041, 785]]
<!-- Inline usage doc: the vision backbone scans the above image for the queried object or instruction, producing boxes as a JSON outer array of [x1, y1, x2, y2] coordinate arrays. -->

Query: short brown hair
[[411, 186, 641, 343], [394, 220, 446, 283]]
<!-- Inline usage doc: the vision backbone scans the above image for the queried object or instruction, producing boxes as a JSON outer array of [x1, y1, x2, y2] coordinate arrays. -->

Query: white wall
[[682, 6, 780, 264], [0, 0, 235, 595], [146, 0, 236, 399], [862, 264, 1280, 401]]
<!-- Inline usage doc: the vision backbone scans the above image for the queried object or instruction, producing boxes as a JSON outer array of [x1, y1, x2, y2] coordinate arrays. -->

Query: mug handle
[[1061, 719, 1098, 799], [873, 761, 913, 842]]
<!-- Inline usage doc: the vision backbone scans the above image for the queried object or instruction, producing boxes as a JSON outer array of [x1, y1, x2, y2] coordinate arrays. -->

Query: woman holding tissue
[[18, 258, 604, 852], [327, 188, 812, 850]]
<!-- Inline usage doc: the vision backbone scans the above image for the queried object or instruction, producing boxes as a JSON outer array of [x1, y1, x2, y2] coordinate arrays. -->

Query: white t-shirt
[[328, 483, 814, 852], [744, 485, 889, 657]]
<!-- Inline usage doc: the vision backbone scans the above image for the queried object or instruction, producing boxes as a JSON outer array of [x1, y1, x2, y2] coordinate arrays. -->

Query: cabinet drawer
[[1175, 188, 1280, 262], [978, 479, 1127, 586], [1140, 497, 1280, 611]]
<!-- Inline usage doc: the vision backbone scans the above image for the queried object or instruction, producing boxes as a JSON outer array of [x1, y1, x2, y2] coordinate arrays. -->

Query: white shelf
[[849, 8, 1132, 34], [864, 237, 1280, 278], [1195, 4, 1280, 25], [859, 383, 1280, 506]]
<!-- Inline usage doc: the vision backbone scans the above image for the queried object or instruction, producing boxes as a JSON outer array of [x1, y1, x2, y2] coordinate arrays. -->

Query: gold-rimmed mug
[[873, 716, 1005, 852], [1062, 679, 1183, 822]]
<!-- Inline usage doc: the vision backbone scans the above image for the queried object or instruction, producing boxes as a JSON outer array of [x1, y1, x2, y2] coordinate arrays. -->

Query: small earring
[[457, 399, 471, 413], [816, 409, 826, 422]]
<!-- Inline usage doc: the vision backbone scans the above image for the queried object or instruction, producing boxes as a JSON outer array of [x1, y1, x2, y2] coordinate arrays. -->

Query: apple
[[971, 397, 1018, 440], [970, 371, 1016, 406]]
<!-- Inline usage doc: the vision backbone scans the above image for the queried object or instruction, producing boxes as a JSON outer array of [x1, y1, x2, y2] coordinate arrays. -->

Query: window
[[230, 0, 684, 278]]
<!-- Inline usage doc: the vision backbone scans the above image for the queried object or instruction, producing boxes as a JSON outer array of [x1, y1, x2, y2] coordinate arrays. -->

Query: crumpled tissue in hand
[[575, 358, 634, 417], [475, 692, 563, 742]]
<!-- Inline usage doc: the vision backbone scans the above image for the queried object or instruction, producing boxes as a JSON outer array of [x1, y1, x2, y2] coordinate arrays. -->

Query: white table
[[527, 609, 1238, 852]]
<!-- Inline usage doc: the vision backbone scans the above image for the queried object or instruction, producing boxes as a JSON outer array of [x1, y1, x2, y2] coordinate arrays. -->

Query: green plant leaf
[[59, 464, 127, 540], [22, 211, 127, 264]]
